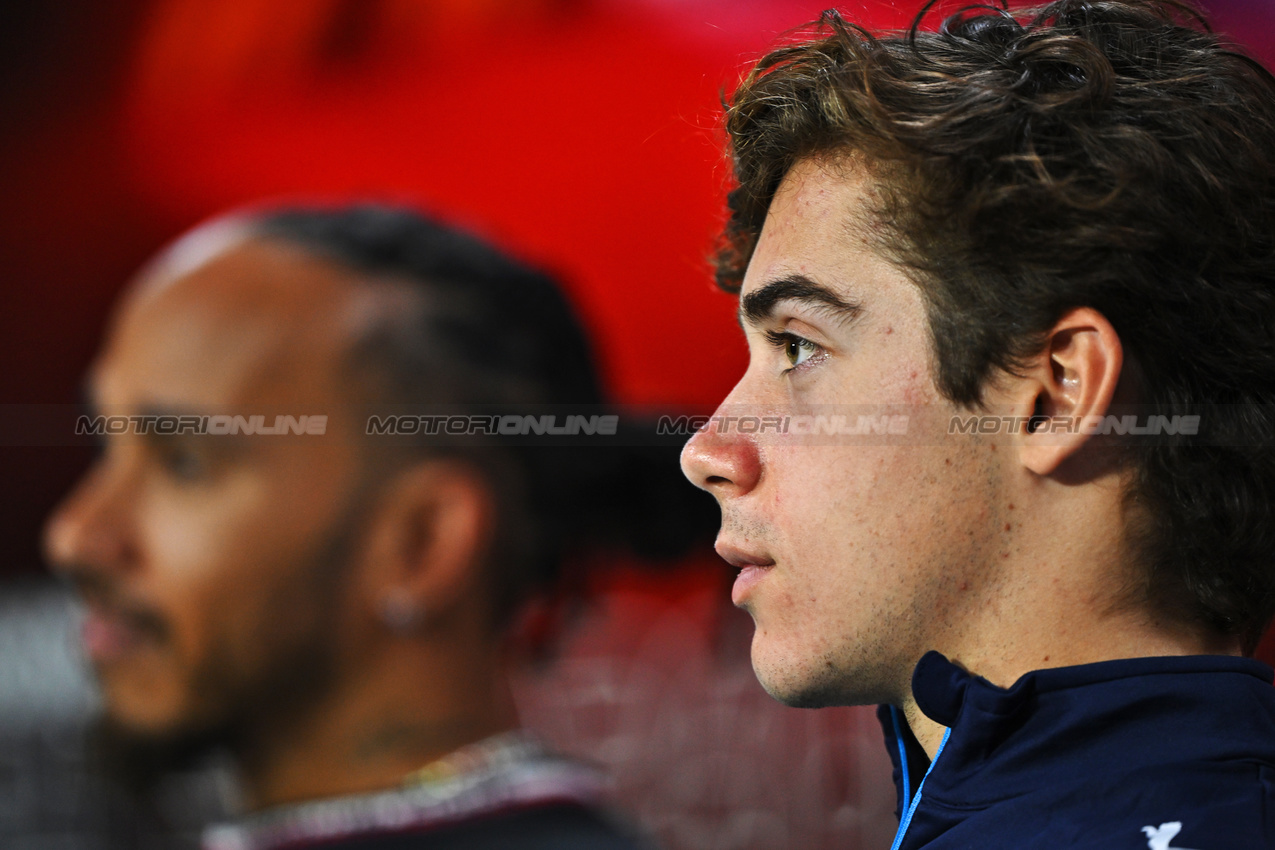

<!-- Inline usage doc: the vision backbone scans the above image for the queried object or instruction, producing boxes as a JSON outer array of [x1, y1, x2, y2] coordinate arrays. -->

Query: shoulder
[[930, 760, 1275, 849], [1060, 760, 1274, 849]]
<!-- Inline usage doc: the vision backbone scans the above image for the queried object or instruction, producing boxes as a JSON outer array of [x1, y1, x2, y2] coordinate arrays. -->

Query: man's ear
[[359, 459, 494, 633], [1013, 307, 1124, 476]]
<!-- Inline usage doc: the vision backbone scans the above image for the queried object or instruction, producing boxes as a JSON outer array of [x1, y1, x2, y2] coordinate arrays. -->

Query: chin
[[752, 653, 852, 708], [100, 674, 191, 738], [751, 639, 895, 708], [763, 681, 844, 708], [97, 666, 236, 763]]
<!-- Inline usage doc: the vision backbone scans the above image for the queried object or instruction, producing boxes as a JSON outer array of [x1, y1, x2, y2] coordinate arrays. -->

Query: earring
[[377, 588, 423, 634]]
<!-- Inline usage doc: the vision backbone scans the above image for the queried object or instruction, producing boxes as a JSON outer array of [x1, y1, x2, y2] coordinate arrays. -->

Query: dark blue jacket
[[879, 652, 1275, 849]]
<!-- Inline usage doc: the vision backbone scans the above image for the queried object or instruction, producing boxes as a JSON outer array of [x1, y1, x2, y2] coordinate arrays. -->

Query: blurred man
[[45, 205, 671, 849], [682, 1, 1275, 847]]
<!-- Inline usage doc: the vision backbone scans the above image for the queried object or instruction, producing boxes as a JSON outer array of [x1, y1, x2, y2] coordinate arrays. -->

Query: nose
[[43, 458, 139, 579], [680, 407, 763, 499]]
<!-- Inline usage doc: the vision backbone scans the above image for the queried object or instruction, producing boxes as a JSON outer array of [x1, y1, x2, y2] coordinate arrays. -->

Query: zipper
[[888, 720, 951, 850], [890, 707, 913, 812]]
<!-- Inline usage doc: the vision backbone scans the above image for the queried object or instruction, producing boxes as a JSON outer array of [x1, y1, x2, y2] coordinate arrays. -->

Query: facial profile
[[681, 158, 1007, 709], [44, 235, 380, 752]]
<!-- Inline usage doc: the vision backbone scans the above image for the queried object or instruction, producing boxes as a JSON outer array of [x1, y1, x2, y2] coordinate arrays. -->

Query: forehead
[[739, 157, 933, 337], [740, 157, 883, 301], [93, 237, 364, 410]]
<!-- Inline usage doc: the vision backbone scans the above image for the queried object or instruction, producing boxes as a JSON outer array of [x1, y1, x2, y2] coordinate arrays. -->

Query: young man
[[44, 205, 675, 849], [681, 1, 1275, 847]]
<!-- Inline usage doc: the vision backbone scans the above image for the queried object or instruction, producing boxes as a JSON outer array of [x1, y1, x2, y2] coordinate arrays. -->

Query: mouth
[[80, 605, 145, 663], [716, 542, 776, 607], [75, 594, 165, 665]]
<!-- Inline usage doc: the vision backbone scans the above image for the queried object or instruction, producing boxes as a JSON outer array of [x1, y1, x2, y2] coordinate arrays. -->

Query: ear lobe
[[362, 460, 494, 633], [1018, 307, 1124, 476]]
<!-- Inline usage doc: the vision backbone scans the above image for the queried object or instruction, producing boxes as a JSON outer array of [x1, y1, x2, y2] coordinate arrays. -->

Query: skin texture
[[44, 235, 517, 809], [682, 158, 1240, 755]]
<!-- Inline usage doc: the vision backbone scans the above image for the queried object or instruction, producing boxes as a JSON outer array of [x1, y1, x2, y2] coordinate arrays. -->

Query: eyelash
[[764, 329, 824, 373]]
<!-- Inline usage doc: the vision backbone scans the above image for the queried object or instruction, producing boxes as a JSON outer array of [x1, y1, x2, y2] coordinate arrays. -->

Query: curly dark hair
[[717, 0, 1275, 652], [251, 205, 715, 626]]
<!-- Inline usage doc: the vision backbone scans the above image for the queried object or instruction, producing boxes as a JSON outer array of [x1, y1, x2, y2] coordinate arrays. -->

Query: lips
[[81, 606, 145, 662], [716, 542, 775, 607], [74, 593, 166, 665]]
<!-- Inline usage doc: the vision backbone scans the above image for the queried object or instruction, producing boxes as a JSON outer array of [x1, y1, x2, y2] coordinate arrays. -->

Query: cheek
[[761, 446, 887, 601], [141, 477, 315, 646], [767, 443, 905, 540], [147, 478, 267, 569], [766, 441, 981, 602]]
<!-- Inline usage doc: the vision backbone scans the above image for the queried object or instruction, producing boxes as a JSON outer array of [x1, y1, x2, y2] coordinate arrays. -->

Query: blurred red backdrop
[[5, 0, 1273, 566], [3, 0, 1275, 802]]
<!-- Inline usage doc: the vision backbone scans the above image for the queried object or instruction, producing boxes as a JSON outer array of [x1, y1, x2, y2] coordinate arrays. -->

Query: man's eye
[[158, 446, 206, 481], [765, 330, 820, 369], [785, 336, 818, 367]]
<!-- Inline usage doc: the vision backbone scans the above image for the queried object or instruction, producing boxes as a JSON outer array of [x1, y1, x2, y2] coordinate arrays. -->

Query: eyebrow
[[133, 404, 254, 455], [738, 274, 862, 328]]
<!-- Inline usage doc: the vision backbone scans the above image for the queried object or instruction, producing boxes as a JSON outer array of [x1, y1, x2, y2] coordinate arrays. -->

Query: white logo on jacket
[[1142, 822, 1199, 850]]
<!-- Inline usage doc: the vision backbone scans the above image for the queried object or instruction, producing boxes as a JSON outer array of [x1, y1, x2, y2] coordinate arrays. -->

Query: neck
[[901, 471, 1242, 760], [234, 635, 519, 812]]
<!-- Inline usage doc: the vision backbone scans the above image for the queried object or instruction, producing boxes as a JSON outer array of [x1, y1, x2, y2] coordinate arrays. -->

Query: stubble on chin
[[753, 646, 902, 710], [85, 507, 359, 798], [747, 593, 919, 710]]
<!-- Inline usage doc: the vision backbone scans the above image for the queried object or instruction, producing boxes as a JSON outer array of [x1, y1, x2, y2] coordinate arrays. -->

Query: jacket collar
[[880, 651, 1275, 813]]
